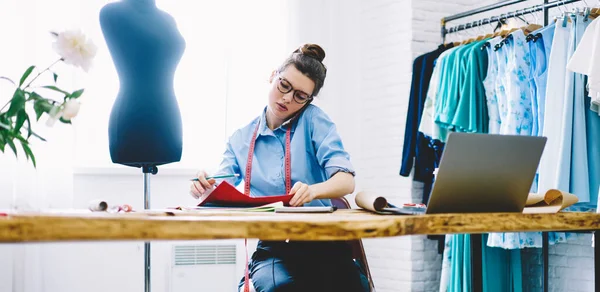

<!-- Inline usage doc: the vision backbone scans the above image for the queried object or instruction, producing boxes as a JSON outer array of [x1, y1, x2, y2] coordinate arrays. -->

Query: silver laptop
[[424, 132, 547, 214]]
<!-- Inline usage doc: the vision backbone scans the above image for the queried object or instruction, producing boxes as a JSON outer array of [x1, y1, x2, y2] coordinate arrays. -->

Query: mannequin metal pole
[[144, 172, 151, 292], [142, 165, 157, 292]]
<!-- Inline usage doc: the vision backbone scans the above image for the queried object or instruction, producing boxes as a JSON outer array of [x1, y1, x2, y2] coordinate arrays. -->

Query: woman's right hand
[[189, 170, 217, 200]]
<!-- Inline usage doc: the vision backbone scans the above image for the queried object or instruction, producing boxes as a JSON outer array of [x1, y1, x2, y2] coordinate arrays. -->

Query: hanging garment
[[487, 24, 564, 250], [495, 39, 510, 131], [486, 31, 537, 250], [531, 23, 556, 137], [567, 14, 592, 205], [452, 40, 489, 133], [483, 37, 504, 134], [440, 234, 471, 292], [482, 235, 523, 292], [567, 16, 600, 208], [401, 45, 452, 179], [502, 30, 534, 135], [539, 14, 592, 203], [420, 47, 458, 141], [435, 44, 475, 132], [538, 17, 574, 195], [567, 16, 600, 113]]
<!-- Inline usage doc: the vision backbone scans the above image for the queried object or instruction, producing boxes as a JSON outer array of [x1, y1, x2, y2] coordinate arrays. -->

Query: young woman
[[190, 43, 369, 292]]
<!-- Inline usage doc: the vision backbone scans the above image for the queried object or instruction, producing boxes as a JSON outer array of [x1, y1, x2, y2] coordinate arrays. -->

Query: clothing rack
[[439, 1, 595, 292], [441, 0, 585, 43]]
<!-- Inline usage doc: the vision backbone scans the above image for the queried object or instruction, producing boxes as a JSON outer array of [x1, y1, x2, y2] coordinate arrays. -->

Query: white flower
[[62, 99, 81, 120], [52, 29, 97, 72], [45, 105, 62, 127]]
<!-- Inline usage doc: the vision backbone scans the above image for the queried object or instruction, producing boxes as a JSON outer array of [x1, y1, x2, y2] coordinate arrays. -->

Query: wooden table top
[[1, 209, 599, 243]]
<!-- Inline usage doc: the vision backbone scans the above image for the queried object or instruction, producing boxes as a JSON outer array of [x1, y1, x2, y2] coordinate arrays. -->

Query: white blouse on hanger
[[567, 16, 600, 113]]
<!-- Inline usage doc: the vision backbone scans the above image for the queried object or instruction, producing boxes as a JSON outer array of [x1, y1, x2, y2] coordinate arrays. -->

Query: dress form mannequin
[[100, 0, 185, 170], [99, 2, 186, 291]]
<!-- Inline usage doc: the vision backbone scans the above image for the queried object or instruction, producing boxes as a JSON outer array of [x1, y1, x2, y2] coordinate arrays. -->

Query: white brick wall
[[357, 1, 415, 291], [522, 234, 595, 292]]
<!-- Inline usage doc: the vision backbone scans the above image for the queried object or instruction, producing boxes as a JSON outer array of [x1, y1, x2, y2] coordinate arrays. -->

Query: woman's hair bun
[[295, 43, 326, 63]]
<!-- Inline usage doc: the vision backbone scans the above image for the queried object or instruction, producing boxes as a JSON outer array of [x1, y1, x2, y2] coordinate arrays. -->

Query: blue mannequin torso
[[100, 0, 186, 167]]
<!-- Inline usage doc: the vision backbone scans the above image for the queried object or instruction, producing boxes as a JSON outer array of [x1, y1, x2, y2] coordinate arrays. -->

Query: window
[[73, 0, 290, 171], [0, 0, 289, 171]]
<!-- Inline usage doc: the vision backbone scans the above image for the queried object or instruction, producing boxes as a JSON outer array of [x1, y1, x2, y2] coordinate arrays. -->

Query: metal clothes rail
[[441, 0, 585, 42]]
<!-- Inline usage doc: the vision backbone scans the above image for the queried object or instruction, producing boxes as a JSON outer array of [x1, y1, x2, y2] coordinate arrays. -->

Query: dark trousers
[[238, 240, 370, 292]]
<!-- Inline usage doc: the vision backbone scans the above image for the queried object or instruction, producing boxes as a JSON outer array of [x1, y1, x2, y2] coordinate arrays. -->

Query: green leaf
[[0, 121, 10, 131], [6, 137, 17, 157], [14, 109, 27, 134], [42, 85, 70, 96], [0, 76, 15, 86], [28, 130, 45, 142], [0, 122, 12, 133], [0, 132, 5, 152], [33, 96, 54, 121], [70, 89, 84, 99], [7, 89, 26, 117], [25, 115, 32, 138], [29, 91, 43, 101], [19, 65, 35, 87], [20, 140, 36, 168], [53, 72, 58, 83], [59, 117, 72, 124]]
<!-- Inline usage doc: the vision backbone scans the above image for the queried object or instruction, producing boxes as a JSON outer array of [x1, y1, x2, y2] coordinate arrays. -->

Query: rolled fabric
[[88, 199, 108, 212], [355, 191, 388, 212]]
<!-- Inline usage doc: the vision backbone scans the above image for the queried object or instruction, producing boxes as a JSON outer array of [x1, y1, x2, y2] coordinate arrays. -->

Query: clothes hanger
[[589, 0, 599, 17], [554, 0, 570, 27], [464, 22, 479, 44], [452, 28, 464, 46], [461, 23, 476, 45], [520, 7, 543, 35], [526, 7, 542, 42], [491, 19, 501, 37], [480, 20, 497, 51], [493, 17, 509, 38], [475, 20, 486, 41]]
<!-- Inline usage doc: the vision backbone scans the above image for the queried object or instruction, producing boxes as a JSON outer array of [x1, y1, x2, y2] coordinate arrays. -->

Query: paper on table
[[183, 202, 284, 212], [522, 189, 579, 214], [198, 181, 293, 207]]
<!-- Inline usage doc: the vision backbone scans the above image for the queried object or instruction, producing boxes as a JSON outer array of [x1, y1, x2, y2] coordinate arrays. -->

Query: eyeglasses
[[276, 76, 313, 104]]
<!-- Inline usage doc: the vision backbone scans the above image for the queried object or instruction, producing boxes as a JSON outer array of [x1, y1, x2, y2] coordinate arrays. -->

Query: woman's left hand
[[288, 181, 317, 206]]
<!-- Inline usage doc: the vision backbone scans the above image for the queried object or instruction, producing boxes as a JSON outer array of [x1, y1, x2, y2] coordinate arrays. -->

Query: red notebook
[[198, 181, 293, 207]]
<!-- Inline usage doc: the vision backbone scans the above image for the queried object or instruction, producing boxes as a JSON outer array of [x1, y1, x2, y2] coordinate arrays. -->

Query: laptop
[[399, 132, 547, 215]]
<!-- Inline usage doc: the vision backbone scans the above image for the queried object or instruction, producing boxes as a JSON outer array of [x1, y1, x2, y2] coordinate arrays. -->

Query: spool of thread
[[88, 200, 108, 212]]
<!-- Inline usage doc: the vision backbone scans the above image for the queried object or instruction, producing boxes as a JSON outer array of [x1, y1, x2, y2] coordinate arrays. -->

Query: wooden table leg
[[470, 234, 483, 292]]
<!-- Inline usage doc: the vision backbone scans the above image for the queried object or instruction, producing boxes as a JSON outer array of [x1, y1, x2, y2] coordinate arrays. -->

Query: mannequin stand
[[142, 165, 158, 292]]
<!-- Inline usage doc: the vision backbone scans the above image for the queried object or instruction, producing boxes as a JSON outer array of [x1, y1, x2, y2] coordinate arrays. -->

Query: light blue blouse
[[213, 104, 355, 207]]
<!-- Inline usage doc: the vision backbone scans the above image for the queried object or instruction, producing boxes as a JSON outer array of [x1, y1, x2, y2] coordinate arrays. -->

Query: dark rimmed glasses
[[276, 76, 313, 104]]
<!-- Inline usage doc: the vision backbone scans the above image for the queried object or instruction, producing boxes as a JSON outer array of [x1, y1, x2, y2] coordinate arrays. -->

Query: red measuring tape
[[243, 120, 292, 292]]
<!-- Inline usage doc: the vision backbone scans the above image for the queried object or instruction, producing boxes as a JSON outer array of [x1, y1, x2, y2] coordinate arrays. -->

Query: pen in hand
[[190, 173, 240, 181]]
